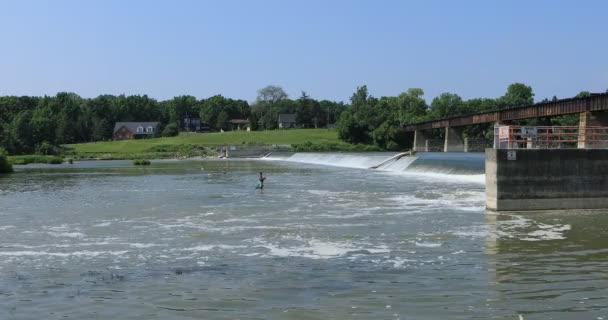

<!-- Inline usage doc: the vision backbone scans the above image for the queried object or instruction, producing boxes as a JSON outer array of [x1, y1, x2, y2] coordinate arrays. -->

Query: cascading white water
[[283, 153, 398, 169], [267, 152, 486, 184]]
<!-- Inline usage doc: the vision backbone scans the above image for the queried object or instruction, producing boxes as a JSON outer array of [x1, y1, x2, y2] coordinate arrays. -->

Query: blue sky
[[1, 0, 607, 103]]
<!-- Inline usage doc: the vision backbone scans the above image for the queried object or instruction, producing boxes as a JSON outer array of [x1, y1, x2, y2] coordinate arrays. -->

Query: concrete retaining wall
[[486, 149, 608, 211]]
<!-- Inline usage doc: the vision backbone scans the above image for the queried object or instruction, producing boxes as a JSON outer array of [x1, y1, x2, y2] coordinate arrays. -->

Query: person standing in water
[[258, 172, 266, 190]]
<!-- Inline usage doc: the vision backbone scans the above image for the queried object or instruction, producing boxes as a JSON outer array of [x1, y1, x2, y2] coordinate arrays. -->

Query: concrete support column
[[444, 127, 465, 152], [578, 111, 608, 149], [413, 130, 428, 152], [493, 122, 502, 149]]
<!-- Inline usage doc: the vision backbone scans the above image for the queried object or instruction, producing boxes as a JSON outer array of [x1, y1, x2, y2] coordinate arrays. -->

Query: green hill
[[67, 129, 375, 159]]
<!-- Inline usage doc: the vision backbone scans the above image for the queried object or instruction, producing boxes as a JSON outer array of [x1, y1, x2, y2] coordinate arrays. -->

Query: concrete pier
[[413, 130, 428, 152], [486, 149, 608, 211], [444, 127, 464, 152]]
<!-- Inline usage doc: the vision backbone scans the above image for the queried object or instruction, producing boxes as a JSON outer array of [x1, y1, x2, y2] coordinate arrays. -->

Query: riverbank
[[6, 130, 383, 164], [65, 129, 379, 160]]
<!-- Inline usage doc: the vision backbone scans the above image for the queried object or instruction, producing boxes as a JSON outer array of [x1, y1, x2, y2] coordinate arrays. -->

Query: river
[[0, 153, 606, 319]]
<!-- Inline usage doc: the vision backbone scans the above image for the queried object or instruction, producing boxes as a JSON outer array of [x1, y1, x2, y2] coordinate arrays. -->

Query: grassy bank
[[66, 129, 373, 159]]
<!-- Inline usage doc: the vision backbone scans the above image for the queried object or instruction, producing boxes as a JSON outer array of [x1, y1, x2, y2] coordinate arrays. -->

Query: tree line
[[0, 86, 346, 155], [0, 83, 597, 155]]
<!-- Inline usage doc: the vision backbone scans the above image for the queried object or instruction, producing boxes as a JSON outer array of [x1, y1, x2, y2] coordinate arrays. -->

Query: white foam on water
[[129, 243, 162, 248], [414, 242, 442, 248], [0, 225, 15, 230], [495, 215, 571, 241], [0, 250, 129, 257], [451, 225, 490, 238], [93, 222, 112, 227], [387, 190, 485, 212], [393, 171, 485, 185], [175, 244, 247, 252], [250, 237, 390, 259], [47, 232, 86, 238], [388, 257, 416, 268], [521, 224, 571, 241]]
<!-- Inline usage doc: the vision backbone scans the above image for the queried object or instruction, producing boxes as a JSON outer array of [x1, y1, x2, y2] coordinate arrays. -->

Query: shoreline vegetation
[[8, 129, 382, 165], [0, 148, 13, 173]]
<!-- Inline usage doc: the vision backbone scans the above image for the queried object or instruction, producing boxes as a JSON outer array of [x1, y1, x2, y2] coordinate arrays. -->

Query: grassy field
[[66, 129, 369, 159]]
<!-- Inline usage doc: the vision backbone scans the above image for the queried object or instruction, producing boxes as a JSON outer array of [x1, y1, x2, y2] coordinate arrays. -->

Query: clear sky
[[1, 0, 607, 103]]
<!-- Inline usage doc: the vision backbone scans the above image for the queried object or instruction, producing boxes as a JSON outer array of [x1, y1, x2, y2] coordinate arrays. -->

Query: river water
[[0, 153, 606, 319]]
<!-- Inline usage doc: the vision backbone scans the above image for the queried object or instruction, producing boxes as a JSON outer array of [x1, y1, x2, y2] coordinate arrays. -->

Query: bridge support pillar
[[413, 130, 428, 152], [444, 127, 465, 152], [578, 111, 608, 148]]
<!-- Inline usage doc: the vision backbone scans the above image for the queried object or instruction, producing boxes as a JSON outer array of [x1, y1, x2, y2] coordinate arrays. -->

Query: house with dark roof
[[227, 119, 251, 131], [113, 122, 159, 140], [278, 113, 297, 129]]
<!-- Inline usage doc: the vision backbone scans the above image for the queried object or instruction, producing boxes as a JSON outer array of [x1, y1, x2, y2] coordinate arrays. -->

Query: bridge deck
[[404, 93, 608, 132]]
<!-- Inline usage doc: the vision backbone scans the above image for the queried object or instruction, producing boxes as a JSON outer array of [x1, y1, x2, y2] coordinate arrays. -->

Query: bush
[[162, 123, 179, 137], [0, 148, 13, 173], [35, 141, 62, 156], [133, 159, 151, 165], [146, 144, 213, 158], [8, 155, 64, 165]]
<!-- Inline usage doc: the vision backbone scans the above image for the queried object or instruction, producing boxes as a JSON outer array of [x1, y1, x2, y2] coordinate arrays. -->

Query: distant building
[[113, 122, 159, 140], [183, 112, 202, 132], [227, 119, 251, 131], [278, 113, 297, 129]]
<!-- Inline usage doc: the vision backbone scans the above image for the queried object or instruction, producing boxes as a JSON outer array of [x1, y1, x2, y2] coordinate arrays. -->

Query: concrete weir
[[486, 149, 608, 211]]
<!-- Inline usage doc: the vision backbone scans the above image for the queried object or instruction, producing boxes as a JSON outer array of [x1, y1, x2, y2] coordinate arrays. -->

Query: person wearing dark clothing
[[258, 172, 266, 190]]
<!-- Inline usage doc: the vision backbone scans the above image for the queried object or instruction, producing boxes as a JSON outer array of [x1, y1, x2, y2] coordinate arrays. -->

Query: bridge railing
[[494, 126, 608, 149]]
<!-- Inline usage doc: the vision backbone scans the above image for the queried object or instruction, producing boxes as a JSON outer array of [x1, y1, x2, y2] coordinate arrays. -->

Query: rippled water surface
[[0, 155, 607, 319]]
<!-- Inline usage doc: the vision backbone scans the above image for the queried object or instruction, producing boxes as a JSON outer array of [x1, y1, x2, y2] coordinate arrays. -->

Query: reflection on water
[[0, 157, 606, 319], [487, 211, 608, 319]]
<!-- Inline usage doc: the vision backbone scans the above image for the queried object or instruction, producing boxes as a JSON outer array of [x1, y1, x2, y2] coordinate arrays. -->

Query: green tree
[[54, 93, 85, 144], [31, 101, 56, 145], [427, 93, 463, 119], [162, 123, 179, 137], [576, 91, 591, 98], [92, 118, 113, 141], [498, 83, 534, 109], [0, 148, 12, 173], [336, 86, 376, 144], [256, 85, 288, 104], [296, 91, 322, 127], [337, 109, 369, 144], [216, 111, 230, 130], [10, 111, 35, 154]]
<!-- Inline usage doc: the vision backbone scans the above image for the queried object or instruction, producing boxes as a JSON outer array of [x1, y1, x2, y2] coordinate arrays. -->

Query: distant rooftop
[[113, 122, 159, 134]]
